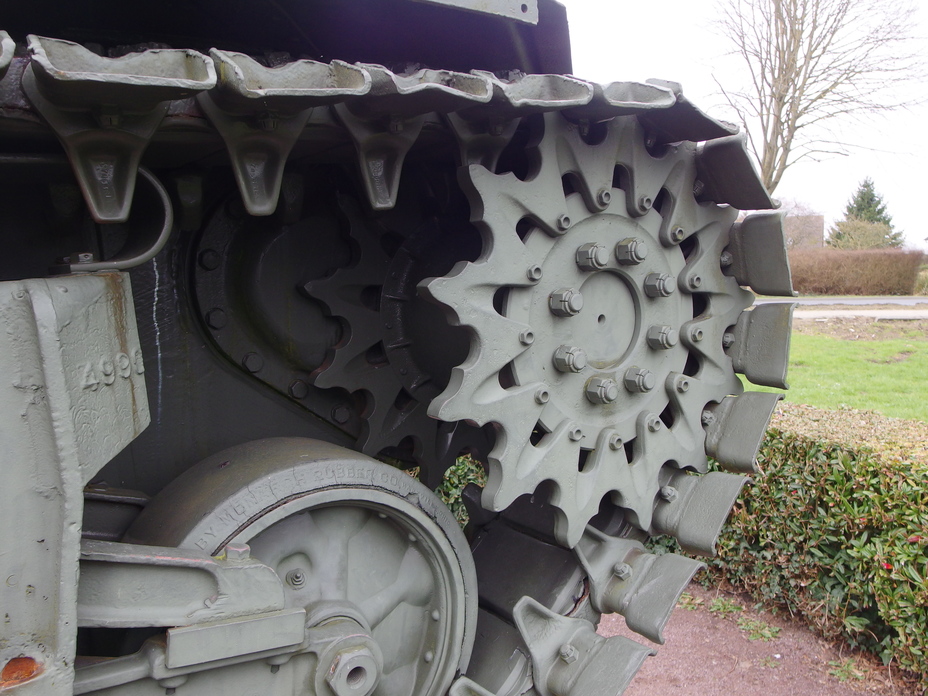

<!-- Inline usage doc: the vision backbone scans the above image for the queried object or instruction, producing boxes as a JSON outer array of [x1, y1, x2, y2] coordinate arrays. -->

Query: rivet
[[644, 273, 675, 298], [659, 485, 679, 502], [424, 651, 434, 663], [431, 610, 441, 621], [534, 387, 550, 405], [556, 214, 571, 231], [519, 329, 535, 346], [549, 288, 584, 317], [615, 237, 648, 265], [527, 265, 543, 282], [198, 248, 222, 271], [553, 345, 588, 373], [624, 367, 656, 393]]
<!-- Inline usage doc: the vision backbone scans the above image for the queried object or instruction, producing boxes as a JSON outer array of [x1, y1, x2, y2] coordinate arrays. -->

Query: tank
[[0, 2, 795, 694]]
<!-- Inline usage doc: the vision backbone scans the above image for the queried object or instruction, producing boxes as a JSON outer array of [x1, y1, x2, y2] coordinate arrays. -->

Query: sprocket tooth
[[726, 212, 796, 296], [513, 596, 654, 696], [695, 134, 776, 210], [651, 470, 750, 556], [704, 392, 782, 473], [639, 79, 739, 144], [730, 302, 796, 389], [562, 80, 676, 123]]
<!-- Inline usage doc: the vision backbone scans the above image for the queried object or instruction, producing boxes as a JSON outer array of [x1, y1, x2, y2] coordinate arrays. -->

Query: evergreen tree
[[844, 178, 893, 228], [827, 178, 904, 248]]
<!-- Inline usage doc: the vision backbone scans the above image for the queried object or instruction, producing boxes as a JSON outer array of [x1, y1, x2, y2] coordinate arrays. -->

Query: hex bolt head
[[669, 226, 686, 244], [556, 214, 572, 231], [576, 242, 610, 271], [549, 288, 584, 316], [325, 646, 379, 696], [689, 327, 705, 342], [624, 367, 656, 393], [332, 405, 352, 424], [519, 329, 535, 346], [644, 273, 675, 298], [687, 275, 703, 290], [613, 562, 633, 581], [289, 379, 309, 400], [597, 189, 612, 208], [674, 376, 691, 393], [553, 345, 588, 373], [646, 325, 679, 350], [527, 265, 543, 282], [558, 643, 579, 664], [568, 425, 583, 442], [586, 377, 620, 404], [659, 485, 679, 502], [534, 387, 550, 405], [205, 308, 227, 330], [607, 432, 623, 450], [720, 250, 734, 267], [637, 195, 653, 213], [701, 409, 716, 426], [198, 248, 222, 271], [646, 414, 663, 432], [615, 237, 648, 265], [722, 332, 736, 349], [242, 352, 265, 373]]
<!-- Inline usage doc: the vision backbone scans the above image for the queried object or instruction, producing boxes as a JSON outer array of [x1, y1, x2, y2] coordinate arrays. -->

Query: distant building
[[784, 215, 824, 249]]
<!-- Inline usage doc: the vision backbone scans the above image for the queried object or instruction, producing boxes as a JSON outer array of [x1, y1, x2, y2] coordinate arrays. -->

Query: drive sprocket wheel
[[423, 112, 753, 547]]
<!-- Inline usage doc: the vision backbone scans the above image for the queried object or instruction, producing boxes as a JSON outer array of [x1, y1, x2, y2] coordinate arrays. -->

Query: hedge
[[788, 248, 924, 295], [709, 429, 928, 685]]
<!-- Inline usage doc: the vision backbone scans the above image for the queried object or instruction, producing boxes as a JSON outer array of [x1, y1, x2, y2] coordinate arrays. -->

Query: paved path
[[794, 309, 928, 319], [756, 296, 927, 306]]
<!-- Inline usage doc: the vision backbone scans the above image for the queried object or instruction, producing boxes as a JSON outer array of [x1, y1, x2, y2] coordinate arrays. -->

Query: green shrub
[[710, 429, 928, 684], [915, 267, 928, 296], [788, 248, 924, 295]]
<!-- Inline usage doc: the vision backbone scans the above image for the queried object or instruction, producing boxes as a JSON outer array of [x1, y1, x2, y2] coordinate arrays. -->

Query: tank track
[[0, 31, 796, 696]]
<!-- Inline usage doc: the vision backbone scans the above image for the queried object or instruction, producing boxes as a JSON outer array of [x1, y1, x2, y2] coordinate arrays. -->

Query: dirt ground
[[791, 315, 928, 341], [598, 583, 920, 696]]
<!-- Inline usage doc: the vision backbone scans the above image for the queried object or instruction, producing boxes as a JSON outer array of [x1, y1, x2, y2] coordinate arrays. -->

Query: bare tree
[[716, 0, 922, 193]]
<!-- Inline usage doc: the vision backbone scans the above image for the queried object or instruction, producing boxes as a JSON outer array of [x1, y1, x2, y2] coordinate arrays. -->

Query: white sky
[[558, 0, 928, 249]]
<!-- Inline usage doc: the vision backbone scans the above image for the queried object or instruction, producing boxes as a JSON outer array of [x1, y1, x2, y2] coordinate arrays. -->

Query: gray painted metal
[[730, 302, 796, 389], [413, 0, 539, 24], [77, 540, 287, 628], [726, 212, 796, 297], [0, 272, 148, 695], [0, 31, 12, 79], [165, 608, 306, 668], [705, 392, 783, 473]]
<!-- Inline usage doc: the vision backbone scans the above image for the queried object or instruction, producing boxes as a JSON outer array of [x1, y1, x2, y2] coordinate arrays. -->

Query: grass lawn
[[743, 333, 928, 422]]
